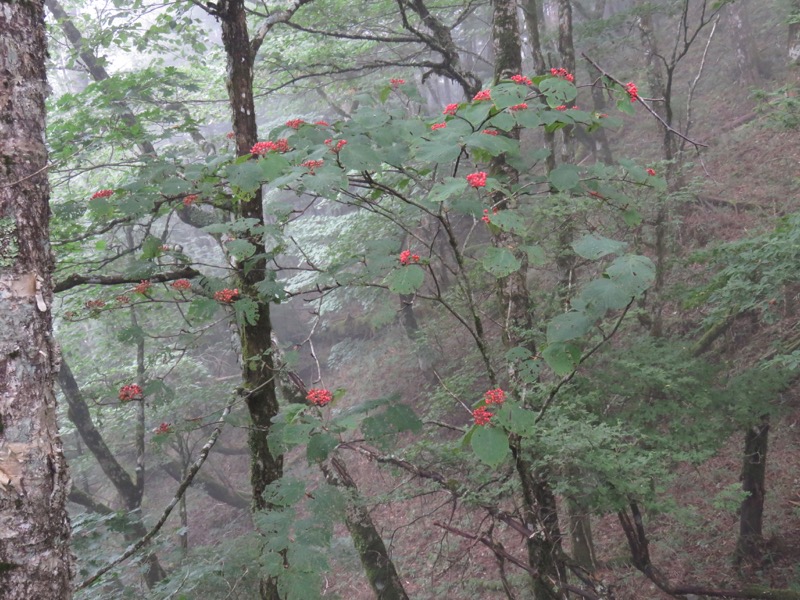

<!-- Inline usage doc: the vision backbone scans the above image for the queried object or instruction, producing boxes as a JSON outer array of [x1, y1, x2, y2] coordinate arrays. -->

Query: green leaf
[[259, 153, 290, 181], [575, 278, 634, 315], [549, 164, 580, 191], [226, 161, 264, 193], [234, 297, 259, 326], [187, 297, 218, 322], [487, 111, 515, 131], [306, 432, 338, 464], [540, 78, 578, 105], [490, 210, 525, 234], [542, 341, 581, 376], [225, 239, 257, 260], [491, 83, 528, 110], [623, 209, 642, 227], [465, 131, 518, 157], [482, 247, 521, 277], [606, 255, 656, 296], [547, 311, 594, 343], [362, 403, 422, 449], [523, 245, 547, 265], [384, 264, 425, 294], [471, 426, 510, 467], [160, 177, 191, 196], [339, 136, 382, 170], [140, 235, 162, 260], [572, 235, 627, 260], [428, 177, 467, 204]]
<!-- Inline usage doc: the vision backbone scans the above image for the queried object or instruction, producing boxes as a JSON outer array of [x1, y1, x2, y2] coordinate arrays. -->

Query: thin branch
[[54, 266, 200, 293], [581, 53, 708, 150], [76, 398, 236, 590]]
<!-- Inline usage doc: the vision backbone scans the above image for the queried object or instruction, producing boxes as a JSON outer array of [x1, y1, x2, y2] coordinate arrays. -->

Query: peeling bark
[[0, 1, 74, 595]]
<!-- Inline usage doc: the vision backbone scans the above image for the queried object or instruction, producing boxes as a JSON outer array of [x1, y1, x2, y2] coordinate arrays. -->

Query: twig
[[76, 398, 235, 590], [581, 53, 708, 150]]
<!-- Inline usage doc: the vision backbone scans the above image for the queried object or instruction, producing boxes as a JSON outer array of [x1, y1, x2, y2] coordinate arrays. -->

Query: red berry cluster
[[399, 250, 420, 265], [473, 89, 491, 102], [183, 194, 198, 206], [550, 67, 575, 83], [466, 171, 487, 188], [625, 82, 639, 103], [119, 384, 144, 402], [91, 189, 114, 200], [153, 422, 173, 434], [226, 131, 235, 139], [481, 208, 498, 223], [555, 105, 567, 111], [430, 122, 447, 131], [133, 280, 151, 295], [509, 103, 528, 112], [171, 279, 192, 291], [286, 119, 305, 129], [443, 103, 459, 116], [84, 299, 106, 309], [301, 159, 324, 174], [251, 139, 290, 155], [646, 168, 656, 176], [472, 406, 493, 426], [390, 78, 405, 87], [115, 295, 130, 304], [315, 120, 330, 127], [307, 388, 333, 406], [482, 129, 499, 136], [214, 288, 239, 303], [324, 139, 347, 153], [472, 388, 506, 426], [510, 74, 532, 85], [484, 388, 506, 405]]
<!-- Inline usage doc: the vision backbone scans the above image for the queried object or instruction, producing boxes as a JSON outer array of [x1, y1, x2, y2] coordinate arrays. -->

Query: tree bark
[[735, 416, 769, 564], [0, 1, 74, 596], [216, 3, 283, 597], [790, 0, 800, 86], [321, 455, 410, 600], [491, 2, 568, 596]]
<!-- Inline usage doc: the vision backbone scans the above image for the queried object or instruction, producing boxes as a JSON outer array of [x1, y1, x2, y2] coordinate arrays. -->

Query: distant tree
[[0, 1, 73, 597]]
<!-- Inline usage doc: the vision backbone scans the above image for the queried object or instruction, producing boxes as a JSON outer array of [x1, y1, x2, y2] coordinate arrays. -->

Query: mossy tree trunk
[[0, 1, 73, 595], [736, 416, 769, 564]]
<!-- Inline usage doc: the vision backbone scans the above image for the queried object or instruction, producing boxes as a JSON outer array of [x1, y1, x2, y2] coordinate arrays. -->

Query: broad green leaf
[[226, 161, 264, 193], [465, 131, 518, 156], [540, 78, 578, 105], [339, 136, 382, 170], [225, 239, 257, 260], [259, 153, 290, 181], [575, 278, 634, 315], [428, 177, 467, 204], [234, 297, 259, 326], [471, 425, 510, 467], [490, 210, 525, 234], [491, 83, 528, 109], [549, 164, 580, 191], [140, 235, 162, 259], [606, 255, 656, 296], [306, 432, 338, 464], [384, 264, 425, 294], [572, 234, 627, 260], [542, 341, 581, 376], [523, 245, 547, 265], [482, 247, 521, 277], [546, 311, 593, 343], [513, 109, 542, 129], [187, 297, 218, 322], [487, 111, 515, 131], [160, 177, 190, 196]]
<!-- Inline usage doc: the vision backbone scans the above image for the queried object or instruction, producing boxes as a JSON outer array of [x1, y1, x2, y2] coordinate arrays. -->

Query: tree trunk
[[735, 416, 769, 564], [0, 1, 74, 596], [491, 2, 568, 596], [216, 3, 283, 598], [321, 456, 410, 600], [789, 0, 800, 87]]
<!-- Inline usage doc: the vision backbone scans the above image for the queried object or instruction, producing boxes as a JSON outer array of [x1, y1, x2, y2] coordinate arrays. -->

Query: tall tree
[[0, 0, 73, 596]]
